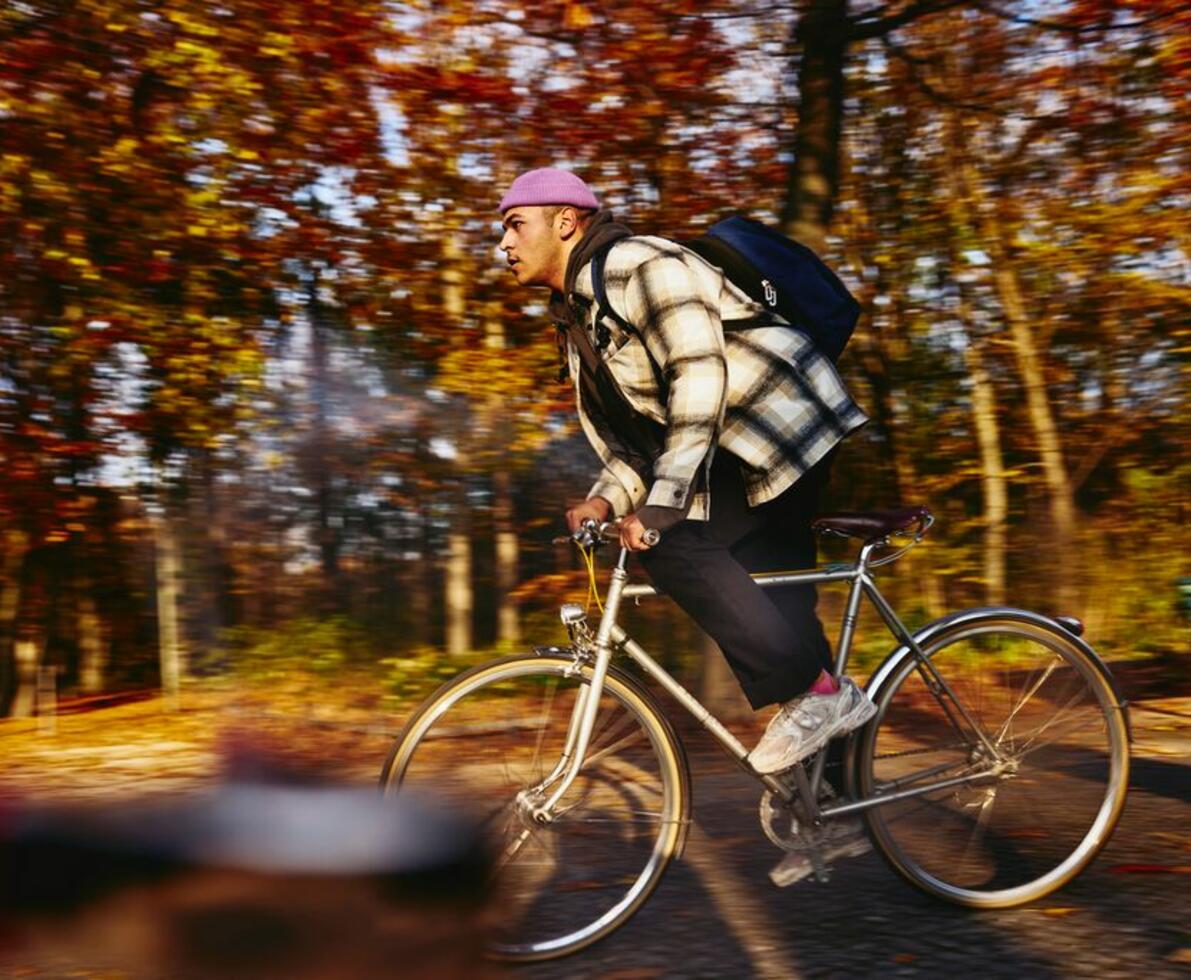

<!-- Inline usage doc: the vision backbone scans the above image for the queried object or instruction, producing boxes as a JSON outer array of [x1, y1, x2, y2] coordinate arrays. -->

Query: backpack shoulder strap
[[591, 243, 633, 334]]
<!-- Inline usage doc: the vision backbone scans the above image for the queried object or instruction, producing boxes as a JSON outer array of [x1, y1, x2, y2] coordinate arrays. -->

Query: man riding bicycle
[[497, 168, 875, 862]]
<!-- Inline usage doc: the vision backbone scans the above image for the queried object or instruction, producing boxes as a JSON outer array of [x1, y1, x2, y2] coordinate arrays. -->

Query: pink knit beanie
[[498, 167, 600, 213]]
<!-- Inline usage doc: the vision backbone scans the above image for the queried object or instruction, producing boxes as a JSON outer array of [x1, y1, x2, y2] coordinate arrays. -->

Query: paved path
[[513, 695, 1190, 980], [1, 671, 1186, 978]]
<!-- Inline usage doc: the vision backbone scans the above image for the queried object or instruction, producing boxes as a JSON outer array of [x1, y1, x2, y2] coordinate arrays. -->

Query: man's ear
[[556, 206, 581, 240]]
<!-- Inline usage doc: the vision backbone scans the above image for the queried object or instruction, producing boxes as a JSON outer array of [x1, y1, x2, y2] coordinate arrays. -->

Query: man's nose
[[499, 230, 513, 251]]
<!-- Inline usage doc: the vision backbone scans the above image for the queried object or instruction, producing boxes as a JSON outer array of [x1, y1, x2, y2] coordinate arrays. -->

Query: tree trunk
[[77, 575, 107, 694], [444, 531, 473, 655], [979, 203, 1078, 609], [943, 111, 1009, 607], [442, 229, 467, 324], [484, 303, 520, 647], [11, 636, 39, 719], [492, 468, 520, 647], [438, 188, 475, 656], [959, 306, 1008, 606], [407, 495, 434, 648], [989, 249, 1076, 538], [782, 0, 849, 252], [954, 153, 1075, 554], [0, 529, 29, 716], [307, 283, 342, 603], [841, 229, 911, 502], [444, 489, 473, 655], [154, 508, 185, 701]]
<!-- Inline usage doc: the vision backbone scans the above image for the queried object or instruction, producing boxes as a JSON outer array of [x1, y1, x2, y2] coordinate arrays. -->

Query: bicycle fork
[[528, 551, 633, 824]]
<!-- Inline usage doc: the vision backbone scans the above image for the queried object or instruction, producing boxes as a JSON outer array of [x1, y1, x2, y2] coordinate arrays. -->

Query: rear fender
[[863, 606, 1125, 711], [843, 606, 1131, 798]]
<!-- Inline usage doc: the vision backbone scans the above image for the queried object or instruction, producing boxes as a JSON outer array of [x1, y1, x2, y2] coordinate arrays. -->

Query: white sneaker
[[748, 677, 877, 775], [769, 822, 872, 887], [766, 781, 872, 887]]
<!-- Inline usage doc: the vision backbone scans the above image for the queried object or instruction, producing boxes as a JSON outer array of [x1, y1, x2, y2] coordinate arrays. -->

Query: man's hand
[[618, 513, 654, 552], [565, 496, 612, 533]]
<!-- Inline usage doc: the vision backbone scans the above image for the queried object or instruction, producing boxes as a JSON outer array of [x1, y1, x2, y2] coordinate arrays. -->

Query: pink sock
[[810, 671, 839, 695]]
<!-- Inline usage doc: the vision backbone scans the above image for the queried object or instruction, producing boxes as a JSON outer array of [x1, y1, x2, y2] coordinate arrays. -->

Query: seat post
[[811, 541, 882, 799], [833, 541, 881, 680]]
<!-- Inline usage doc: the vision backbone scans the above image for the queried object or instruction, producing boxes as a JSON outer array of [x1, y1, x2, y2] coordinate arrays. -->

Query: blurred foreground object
[[0, 783, 491, 978]]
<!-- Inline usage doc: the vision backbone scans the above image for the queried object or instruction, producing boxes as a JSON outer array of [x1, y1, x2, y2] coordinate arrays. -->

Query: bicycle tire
[[856, 613, 1129, 908], [380, 653, 690, 961]]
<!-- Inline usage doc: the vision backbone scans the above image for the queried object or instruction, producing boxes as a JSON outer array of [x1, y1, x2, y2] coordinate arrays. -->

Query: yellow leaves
[[164, 8, 219, 39], [174, 38, 219, 63], [187, 185, 222, 209], [29, 169, 68, 197], [437, 344, 550, 403], [259, 32, 296, 59], [563, 2, 596, 30], [185, 212, 246, 241]]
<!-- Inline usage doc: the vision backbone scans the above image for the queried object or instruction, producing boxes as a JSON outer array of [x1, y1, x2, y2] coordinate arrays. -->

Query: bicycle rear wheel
[[380, 653, 689, 960], [857, 615, 1129, 908]]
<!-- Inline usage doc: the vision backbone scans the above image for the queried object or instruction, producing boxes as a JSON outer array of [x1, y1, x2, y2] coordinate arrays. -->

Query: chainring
[[760, 774, 848, 852], [759, 790, 806, 852]]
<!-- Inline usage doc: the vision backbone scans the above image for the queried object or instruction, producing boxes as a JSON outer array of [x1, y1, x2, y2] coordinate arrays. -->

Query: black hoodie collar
[[548, 210, 633, 326]]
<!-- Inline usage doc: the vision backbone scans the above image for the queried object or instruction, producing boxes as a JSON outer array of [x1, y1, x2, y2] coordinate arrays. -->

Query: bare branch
[[879, 35, 1009, 119], [676, 5, 789, 20], [879, 36, 1075, 163], [849, 0, 969, 41], [969, 2, 1179, 35]]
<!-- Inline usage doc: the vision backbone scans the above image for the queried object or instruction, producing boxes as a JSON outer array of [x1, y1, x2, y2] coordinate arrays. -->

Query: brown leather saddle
[[811, 505, 934, 543]]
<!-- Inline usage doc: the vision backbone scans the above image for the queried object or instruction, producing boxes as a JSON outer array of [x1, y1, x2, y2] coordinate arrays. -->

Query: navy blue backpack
[[592, 214, 860, 363]]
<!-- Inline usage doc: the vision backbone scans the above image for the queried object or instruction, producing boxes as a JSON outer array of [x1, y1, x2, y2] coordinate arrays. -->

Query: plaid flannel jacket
[[565, 236, 868, 520]]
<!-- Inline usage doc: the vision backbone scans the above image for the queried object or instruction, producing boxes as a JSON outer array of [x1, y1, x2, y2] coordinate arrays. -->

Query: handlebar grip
[[642, 528, 661, 547]]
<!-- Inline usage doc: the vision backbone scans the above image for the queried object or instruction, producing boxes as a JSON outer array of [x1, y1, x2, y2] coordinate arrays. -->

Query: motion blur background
[[0, 0, 1186, 728]]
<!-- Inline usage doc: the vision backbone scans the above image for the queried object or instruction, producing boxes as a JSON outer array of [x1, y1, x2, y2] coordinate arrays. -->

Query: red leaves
[[383, 64, 518, 109]]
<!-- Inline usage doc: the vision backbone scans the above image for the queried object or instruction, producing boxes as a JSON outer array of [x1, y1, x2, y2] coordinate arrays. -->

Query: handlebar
[[552, 520, 661, 550]]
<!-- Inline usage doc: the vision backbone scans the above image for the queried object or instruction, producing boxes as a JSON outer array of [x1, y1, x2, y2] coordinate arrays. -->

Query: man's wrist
[[636, 504, 686, 532], [586, 495, 614, 519]]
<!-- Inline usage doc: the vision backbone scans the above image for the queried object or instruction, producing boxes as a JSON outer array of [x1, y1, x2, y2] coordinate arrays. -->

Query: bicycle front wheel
[[380, 653, 690, 961], [858, 614, 1129, 908]]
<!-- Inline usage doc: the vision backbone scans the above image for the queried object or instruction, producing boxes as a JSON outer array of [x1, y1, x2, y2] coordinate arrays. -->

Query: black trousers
[[638, 451, 835, 710]]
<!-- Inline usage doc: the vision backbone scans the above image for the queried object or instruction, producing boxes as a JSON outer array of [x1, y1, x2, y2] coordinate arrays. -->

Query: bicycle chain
[[871, 739, 972, 761]]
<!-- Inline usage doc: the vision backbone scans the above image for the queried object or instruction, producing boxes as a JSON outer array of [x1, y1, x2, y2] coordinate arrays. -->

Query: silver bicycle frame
[[533, 536, 1005, 824]]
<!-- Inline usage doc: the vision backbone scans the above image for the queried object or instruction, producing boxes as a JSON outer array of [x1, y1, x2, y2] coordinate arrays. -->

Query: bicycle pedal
[[809, 849, 831, 883], [768, 851, 831, 888]]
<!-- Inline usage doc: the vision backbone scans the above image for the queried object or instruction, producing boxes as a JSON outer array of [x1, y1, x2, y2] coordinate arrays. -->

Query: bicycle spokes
[[863, 621, 1127, 905]]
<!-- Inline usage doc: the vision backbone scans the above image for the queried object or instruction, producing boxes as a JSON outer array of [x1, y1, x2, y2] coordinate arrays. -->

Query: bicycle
[[380, 507, 1131, 961]]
